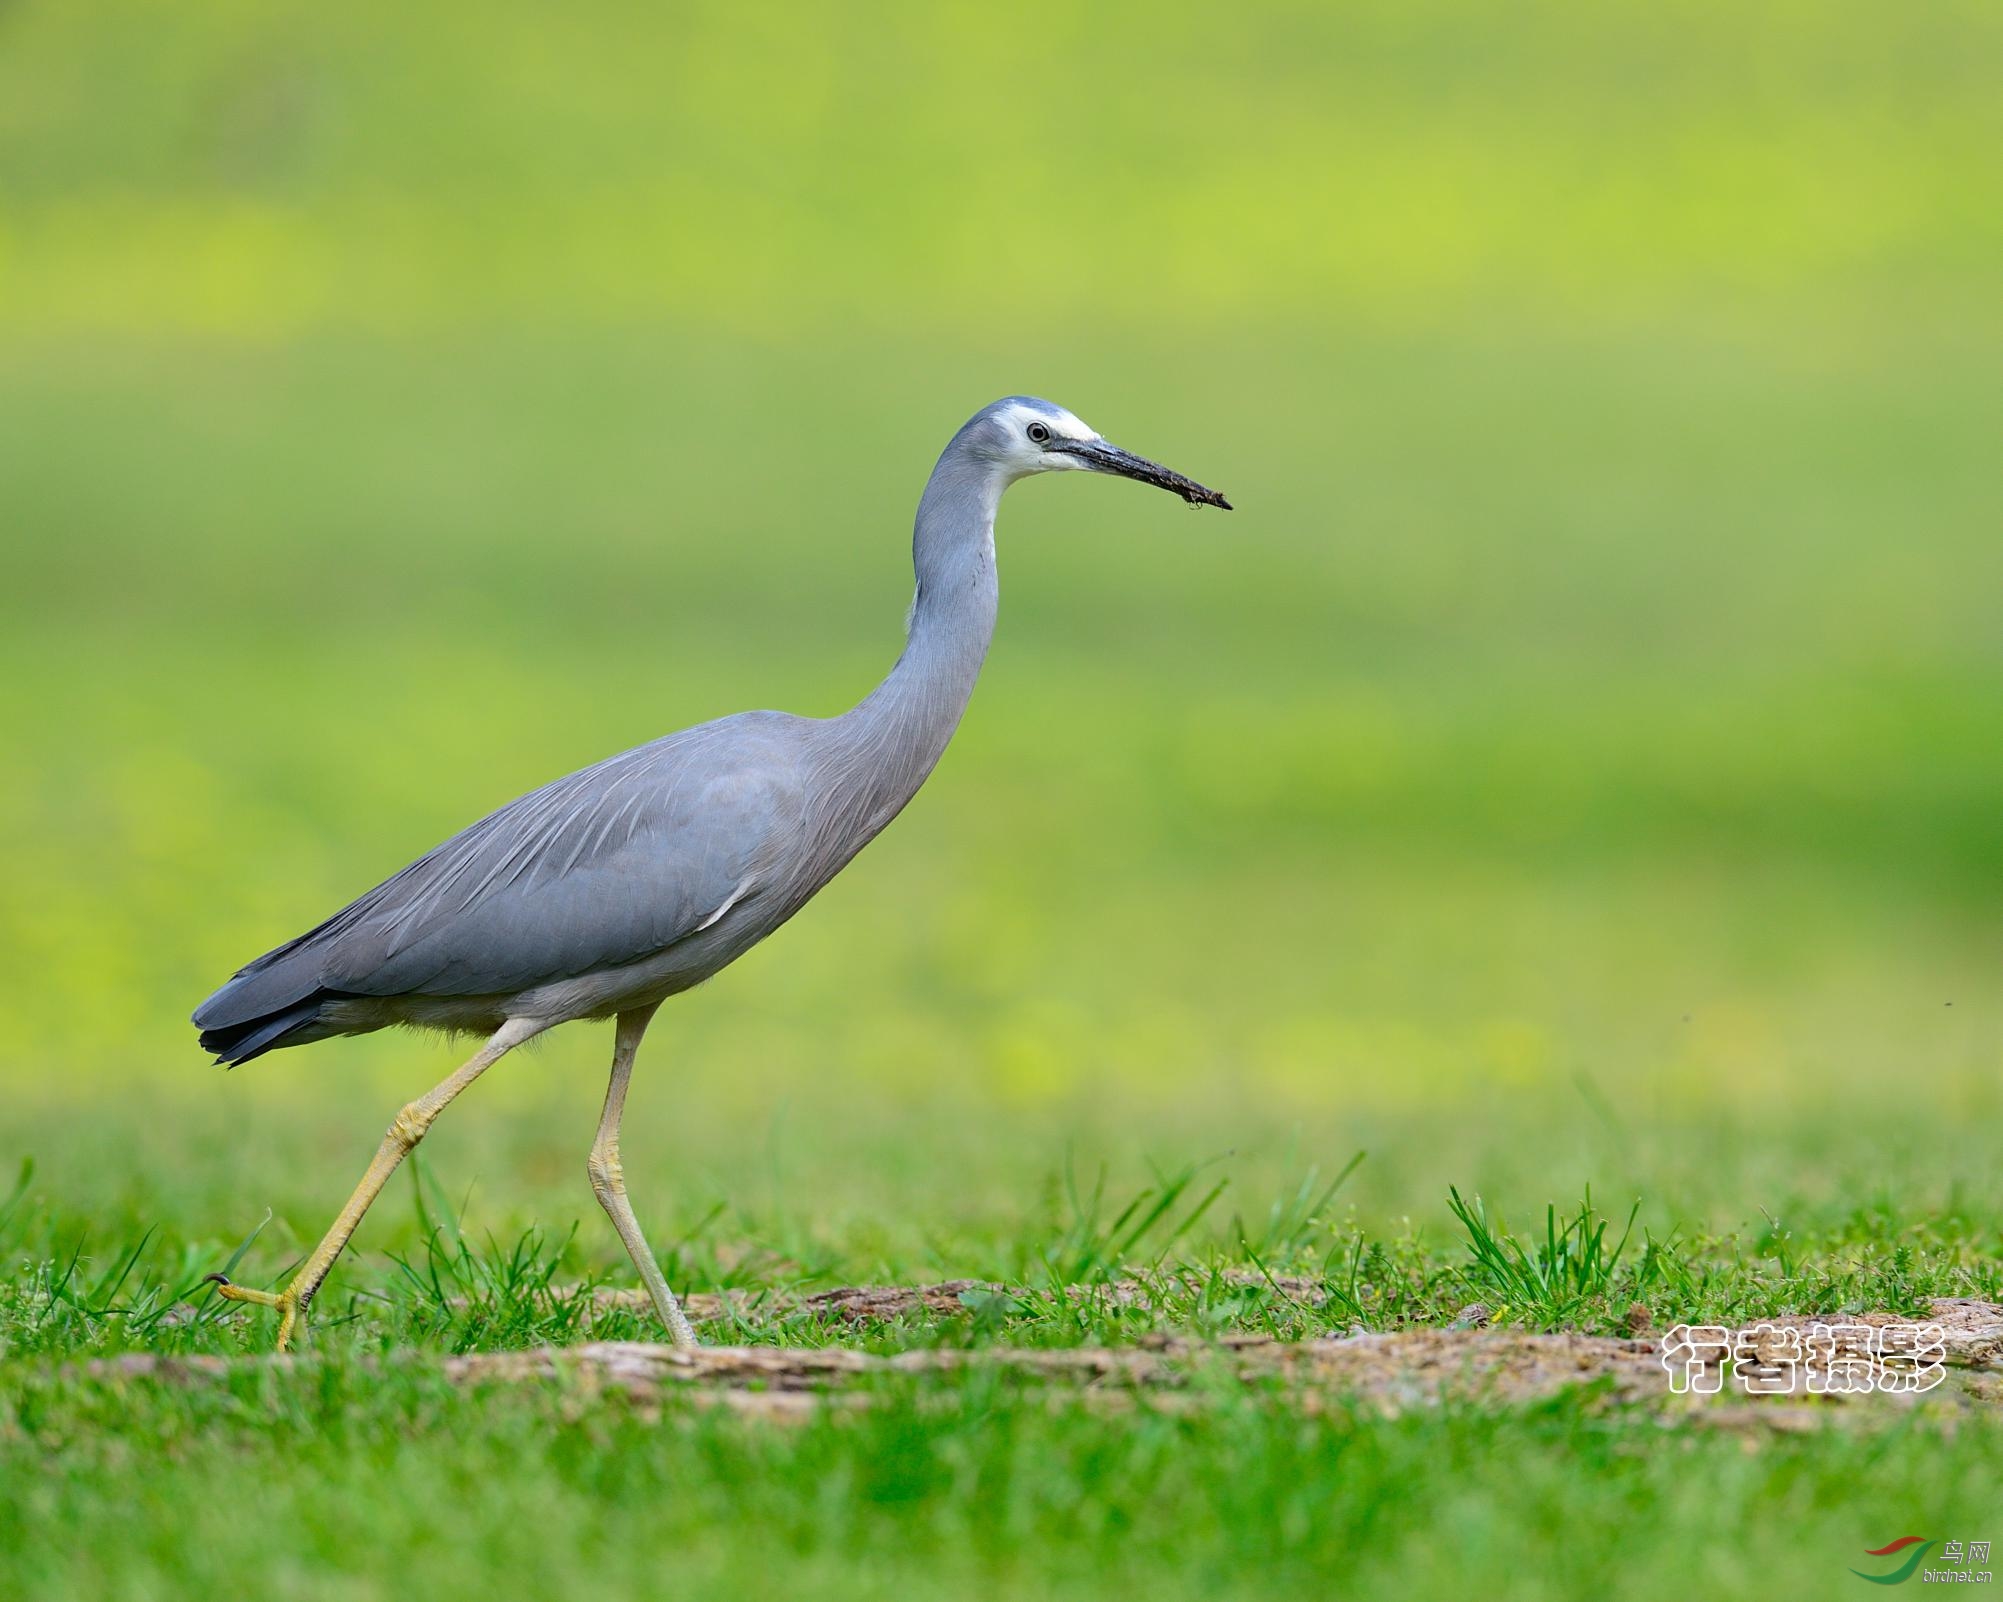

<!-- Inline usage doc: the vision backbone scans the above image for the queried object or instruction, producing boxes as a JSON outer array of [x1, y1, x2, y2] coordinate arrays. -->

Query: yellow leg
[[210, 1016, 546, 1350], [588, 1004, 698, 1348]]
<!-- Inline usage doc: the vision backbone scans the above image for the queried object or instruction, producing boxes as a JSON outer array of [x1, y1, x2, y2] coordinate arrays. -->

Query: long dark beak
[[1058, 439, 1232, 510]]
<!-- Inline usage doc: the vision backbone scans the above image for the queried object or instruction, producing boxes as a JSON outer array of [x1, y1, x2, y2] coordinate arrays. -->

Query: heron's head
[[962, 397, 1231, 510]]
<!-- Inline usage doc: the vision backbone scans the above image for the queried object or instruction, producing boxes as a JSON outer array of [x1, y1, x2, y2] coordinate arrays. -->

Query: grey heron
[[195, 396, 1231, 1349]]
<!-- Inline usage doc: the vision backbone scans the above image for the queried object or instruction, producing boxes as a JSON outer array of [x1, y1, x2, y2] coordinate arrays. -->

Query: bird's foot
[[206, 1273, 306, 1351]]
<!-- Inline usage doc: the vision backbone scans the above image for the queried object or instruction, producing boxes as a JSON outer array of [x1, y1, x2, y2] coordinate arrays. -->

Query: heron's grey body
[[192, 395, 1228, 1348]]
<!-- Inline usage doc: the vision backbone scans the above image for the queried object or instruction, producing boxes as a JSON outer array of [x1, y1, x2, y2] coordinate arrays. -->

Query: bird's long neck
[[824, 447, 1001, 835]]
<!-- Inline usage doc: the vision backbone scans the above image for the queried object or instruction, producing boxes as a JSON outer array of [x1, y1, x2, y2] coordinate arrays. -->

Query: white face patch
[[994, 400, 1099, 477]]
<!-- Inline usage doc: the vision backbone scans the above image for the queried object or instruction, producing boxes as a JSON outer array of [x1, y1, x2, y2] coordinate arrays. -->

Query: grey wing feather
[[196, 715, 803, 1029]]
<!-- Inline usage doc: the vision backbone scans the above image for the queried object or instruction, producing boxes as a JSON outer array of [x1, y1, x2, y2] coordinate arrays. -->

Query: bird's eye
[[1026, 421, 1051, 444]]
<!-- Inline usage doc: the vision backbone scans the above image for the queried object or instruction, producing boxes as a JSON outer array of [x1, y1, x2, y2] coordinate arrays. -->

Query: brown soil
[[72, 1294, 2003, 1427]]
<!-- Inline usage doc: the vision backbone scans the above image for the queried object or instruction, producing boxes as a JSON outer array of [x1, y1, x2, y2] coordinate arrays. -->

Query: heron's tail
[[193, 991, 337, 1067]]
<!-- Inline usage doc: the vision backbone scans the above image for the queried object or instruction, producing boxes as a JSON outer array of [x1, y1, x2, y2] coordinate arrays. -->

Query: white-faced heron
[[195, 396, 1231, 1348]]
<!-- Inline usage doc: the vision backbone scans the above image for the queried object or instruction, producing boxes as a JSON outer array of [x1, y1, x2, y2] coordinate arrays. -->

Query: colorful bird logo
[[1852, 1538, 1933, 1585]]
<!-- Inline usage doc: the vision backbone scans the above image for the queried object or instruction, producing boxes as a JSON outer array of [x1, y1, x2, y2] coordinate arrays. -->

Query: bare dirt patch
[[71, 1294, 2003, 1426], [597, 1271, 1340, 1327]]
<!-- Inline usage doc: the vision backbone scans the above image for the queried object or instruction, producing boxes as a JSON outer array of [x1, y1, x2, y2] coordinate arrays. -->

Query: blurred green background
[[2, 0, 2000, 1266]]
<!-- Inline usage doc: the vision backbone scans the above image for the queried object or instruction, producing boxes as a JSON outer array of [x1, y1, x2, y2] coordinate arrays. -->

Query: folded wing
[[194, 715, 804, 1049]]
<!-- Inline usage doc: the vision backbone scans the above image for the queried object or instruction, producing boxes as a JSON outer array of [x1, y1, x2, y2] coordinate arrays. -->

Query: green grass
[[6, 1147, 2000, 1362], [10, 1367, 1999, 1602], [5, 1159, 2001, 1600]]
